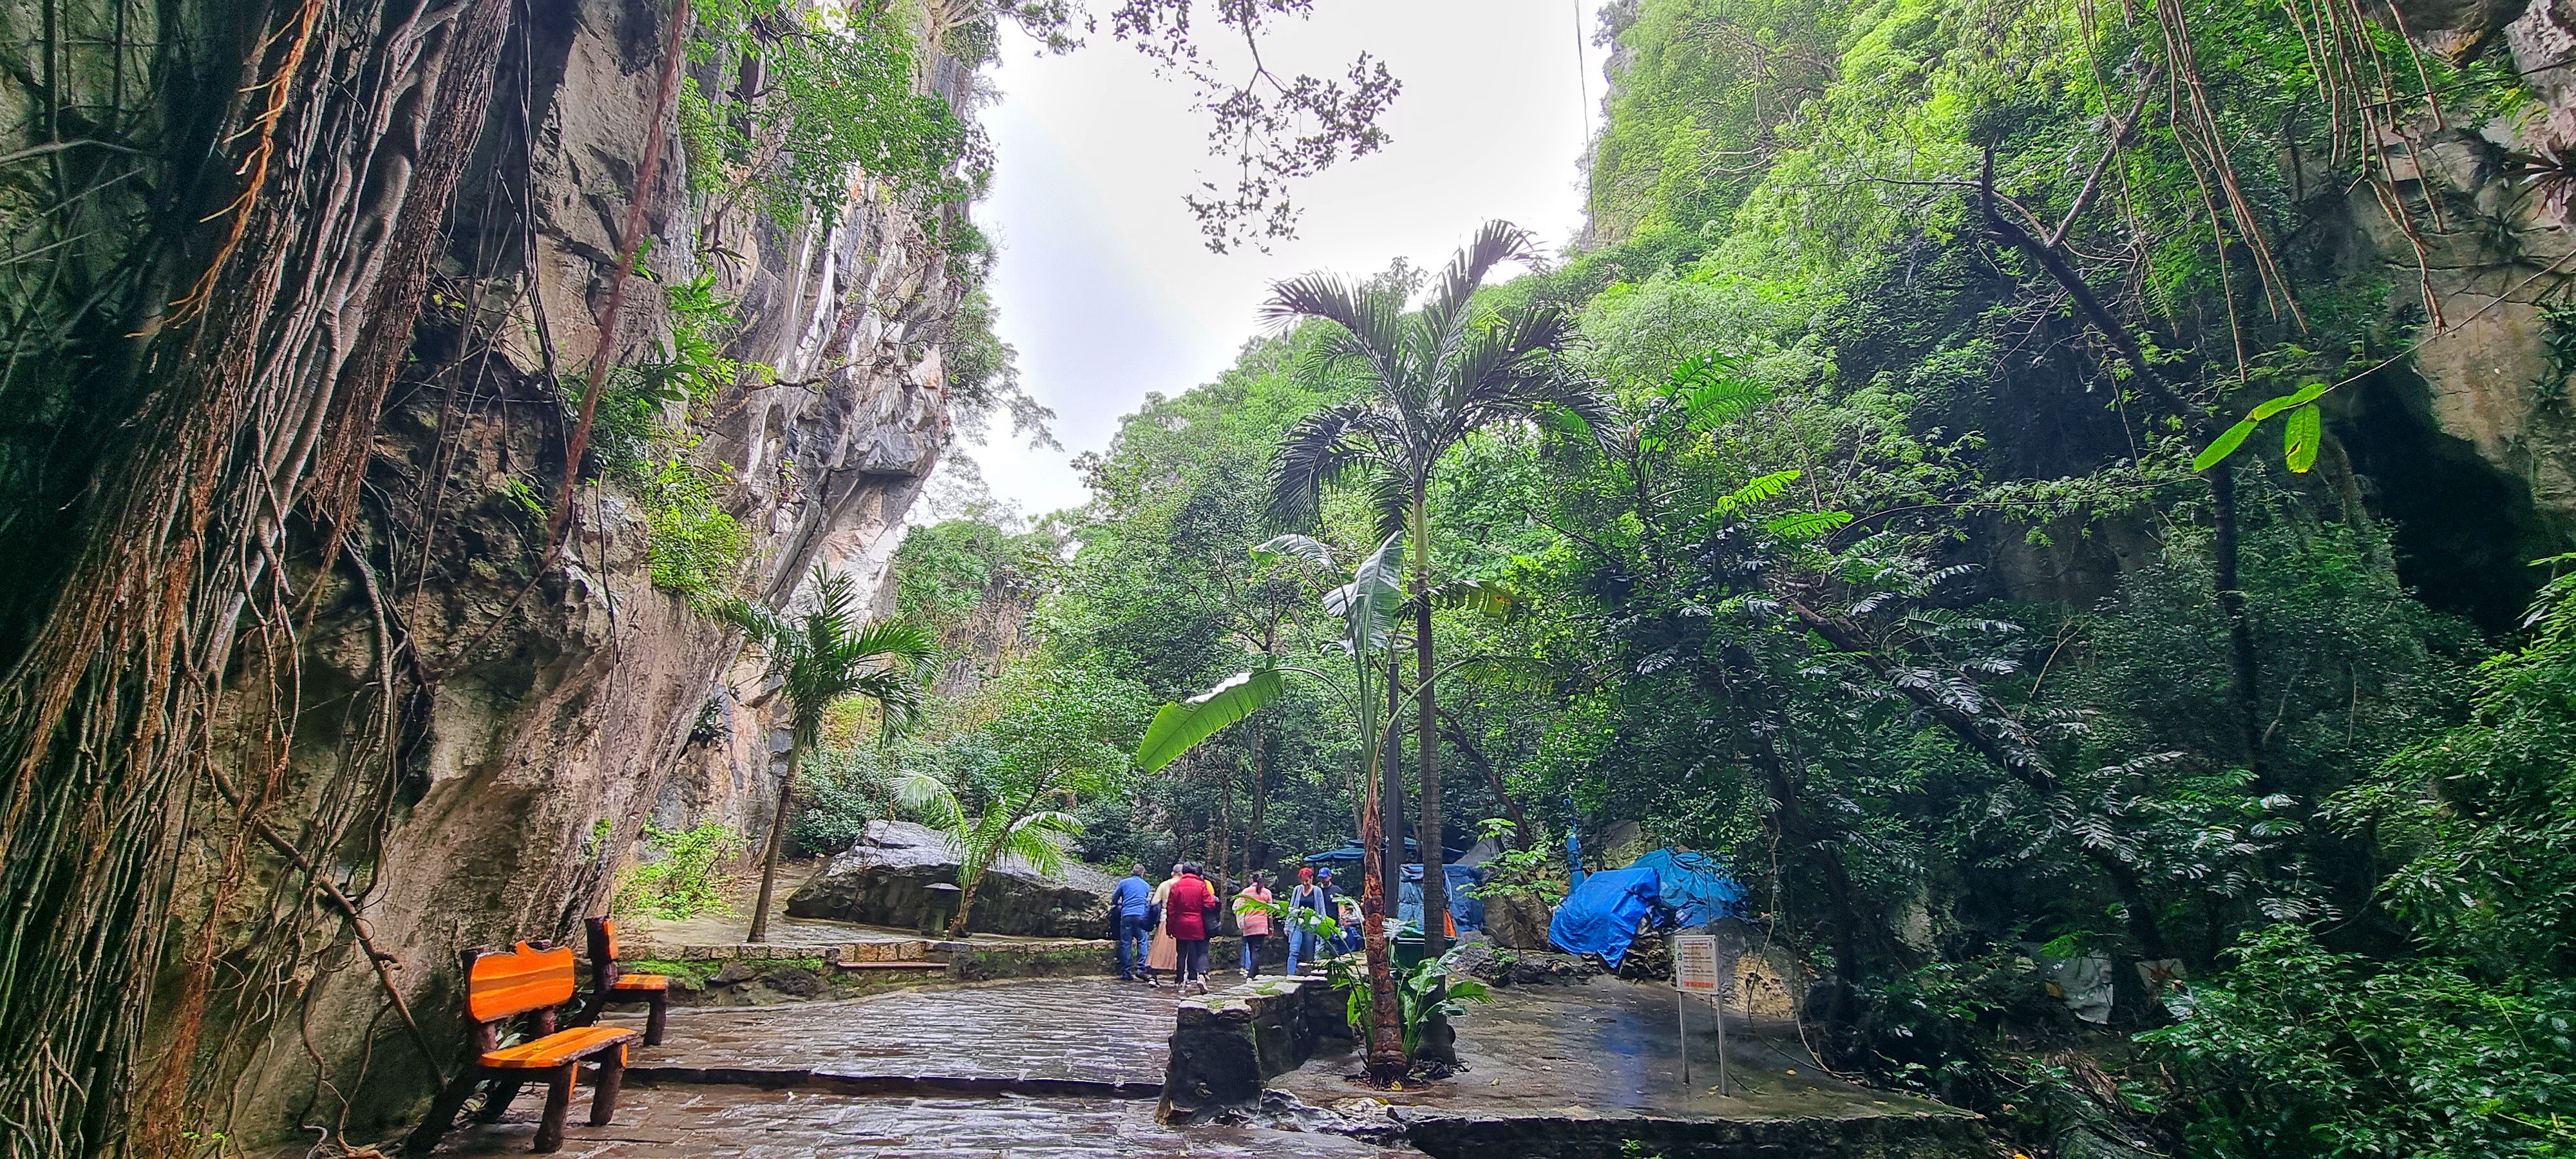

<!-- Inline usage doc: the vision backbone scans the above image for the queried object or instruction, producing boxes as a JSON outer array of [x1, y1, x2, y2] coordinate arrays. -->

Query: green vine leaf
[[2284, 404, 2322, 473], [2192, 419, 2259, 471]]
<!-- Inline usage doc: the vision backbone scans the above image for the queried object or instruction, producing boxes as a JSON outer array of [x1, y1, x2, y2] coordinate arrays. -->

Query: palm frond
[[894, 769, 964, 831], [1443, 305, 1578, 425], [1001, 810, 1082, 876], [1419, 220, 1535, 362], [1365, 463, 1412, 547], [1252, 533, 1336, 571], [1268, 400, 1381, 527], [1264, 273, 1406, 386], [1670, 353, 1770, 429], [1714, 469, 1803, 515]]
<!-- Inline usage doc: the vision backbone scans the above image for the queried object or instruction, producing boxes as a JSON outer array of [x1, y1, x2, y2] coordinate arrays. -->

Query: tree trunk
[[1247, 720, 1271, 871], [1439, 708, 1526, 848], [1412, 491, 1447, 957], [2210, 461, 2268, 785], [1381, 650, 1406, 905], [1358, 749, 1406, 1080], [747, 741, 801, 943], [949, 873, 981, 939]]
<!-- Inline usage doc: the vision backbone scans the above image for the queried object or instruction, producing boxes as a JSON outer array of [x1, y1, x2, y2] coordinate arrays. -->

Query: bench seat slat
[[468, 943, 578, 1021], [477, 1026, 636, 1070], [608, 974, 667, 991]]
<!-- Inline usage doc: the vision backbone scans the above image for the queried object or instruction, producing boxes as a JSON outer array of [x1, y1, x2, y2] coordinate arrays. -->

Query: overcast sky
[[954, 1, 1613, 520]]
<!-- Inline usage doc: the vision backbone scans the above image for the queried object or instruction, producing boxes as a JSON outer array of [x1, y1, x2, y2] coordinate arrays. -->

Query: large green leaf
[[2283, 403, 2322, 473], [1323, 531, 1406, 657], [2192, 419, 2260, 472], [1134, 668, 1289, 772]]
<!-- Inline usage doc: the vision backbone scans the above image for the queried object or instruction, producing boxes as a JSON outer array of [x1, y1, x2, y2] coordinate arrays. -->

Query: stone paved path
[[612, 977, 1186, 1086], [417, 1085, 1391, 1157]]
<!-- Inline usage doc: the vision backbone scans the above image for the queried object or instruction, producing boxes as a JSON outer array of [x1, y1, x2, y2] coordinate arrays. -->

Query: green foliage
[[615, 823, 741, 920], [585, 275, 765, 598], [641, 453, 749, 598], [2340, 558, 2576, 970], [2146, 927, 2576, 1159], [893, 664, 1146, 934], [1328, 950, 1492, 1057], [790, 744, 890, 856], [679, 0, 970, 227]]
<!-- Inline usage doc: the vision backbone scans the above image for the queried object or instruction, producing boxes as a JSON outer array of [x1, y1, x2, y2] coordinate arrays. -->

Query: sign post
[[1672, 934, 1724, 1095]]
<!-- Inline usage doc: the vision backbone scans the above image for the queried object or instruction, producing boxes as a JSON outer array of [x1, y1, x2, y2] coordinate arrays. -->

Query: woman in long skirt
[[1144, 866, 1180, 985]]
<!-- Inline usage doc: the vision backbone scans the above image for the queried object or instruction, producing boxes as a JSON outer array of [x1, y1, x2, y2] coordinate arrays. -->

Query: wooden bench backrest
[[466, 942, 576, 1022], [585, 917, 620, 965]]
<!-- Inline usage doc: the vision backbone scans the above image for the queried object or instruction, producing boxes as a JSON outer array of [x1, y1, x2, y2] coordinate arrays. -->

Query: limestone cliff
[[189, 0, 978, 1138]]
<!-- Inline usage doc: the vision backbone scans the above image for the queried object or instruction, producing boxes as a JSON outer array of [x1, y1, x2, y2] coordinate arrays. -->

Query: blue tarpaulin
[[1624, 849, 1747, 927], [1547, 867, 1665, 967], [1396, 863, 1486, 932]]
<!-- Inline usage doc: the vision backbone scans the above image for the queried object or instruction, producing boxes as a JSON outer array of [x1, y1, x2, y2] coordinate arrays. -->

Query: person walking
[[1164, 862, 1220, 995], [1233, 872, 1274, 979], [1110, 863, 1152, 981], [1286, 867, 1325, 975], [1144, 863, 1181, 986]]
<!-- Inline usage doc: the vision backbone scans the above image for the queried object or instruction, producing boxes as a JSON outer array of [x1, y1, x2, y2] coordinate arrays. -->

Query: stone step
[[835, 959, 947, 972]]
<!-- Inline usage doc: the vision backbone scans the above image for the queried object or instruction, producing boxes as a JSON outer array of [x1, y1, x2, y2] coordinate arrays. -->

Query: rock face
[[787, 820, 1121, 938], [175, 0, 985, 1142]]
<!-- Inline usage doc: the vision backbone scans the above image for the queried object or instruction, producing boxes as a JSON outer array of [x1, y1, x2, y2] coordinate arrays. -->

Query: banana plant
[[1135, 530, 1412, 1077]]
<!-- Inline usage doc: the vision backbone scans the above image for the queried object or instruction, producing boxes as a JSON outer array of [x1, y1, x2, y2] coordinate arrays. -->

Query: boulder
[[1482, 892, 1557, 950], [784, 820, 1119, 938]]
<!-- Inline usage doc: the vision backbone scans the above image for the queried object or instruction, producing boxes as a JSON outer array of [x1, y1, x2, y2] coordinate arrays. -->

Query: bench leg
[[644, 993, 668, 1046], [532, 1064, 574, 1153], [588, 1048, 627, 1127], [471, 1078, 525, 1124], [403, 1068, 481, 1154]]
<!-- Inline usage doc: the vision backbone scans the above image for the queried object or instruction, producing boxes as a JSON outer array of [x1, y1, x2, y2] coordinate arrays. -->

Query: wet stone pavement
[[1271, 975, 1976, 1122], [604, 978, 1184, 1086], [416, 1084, 1388, 1158]]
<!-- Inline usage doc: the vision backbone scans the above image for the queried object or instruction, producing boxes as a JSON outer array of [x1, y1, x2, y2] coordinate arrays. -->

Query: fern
[[1765, 509, 1853, 540], [1714, 469, 1803, 514]]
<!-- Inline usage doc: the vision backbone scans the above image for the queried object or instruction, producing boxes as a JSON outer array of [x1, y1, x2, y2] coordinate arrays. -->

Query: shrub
[[615, 822, 741, 920]]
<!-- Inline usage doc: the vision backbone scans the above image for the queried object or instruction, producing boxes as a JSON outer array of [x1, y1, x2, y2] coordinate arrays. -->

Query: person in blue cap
[[1110, 863, 1152, 981]]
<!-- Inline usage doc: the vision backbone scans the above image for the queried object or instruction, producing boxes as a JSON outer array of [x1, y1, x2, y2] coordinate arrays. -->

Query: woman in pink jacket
[[1233, 872, 1274, 979]]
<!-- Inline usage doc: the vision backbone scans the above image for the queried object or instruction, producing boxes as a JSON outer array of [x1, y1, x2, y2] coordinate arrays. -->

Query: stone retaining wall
[[1158, 975, 1353, 1120]]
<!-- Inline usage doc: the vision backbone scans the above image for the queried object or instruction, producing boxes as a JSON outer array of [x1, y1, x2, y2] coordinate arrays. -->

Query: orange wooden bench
[[583, 917, 669, 1045], [404, 941, 638, 1153]]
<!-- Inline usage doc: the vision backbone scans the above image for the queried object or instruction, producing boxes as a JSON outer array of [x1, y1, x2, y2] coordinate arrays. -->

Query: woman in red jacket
[[1162, 863, 1220, 995]]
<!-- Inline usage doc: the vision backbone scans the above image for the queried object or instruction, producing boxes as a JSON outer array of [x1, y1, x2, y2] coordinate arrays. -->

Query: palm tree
[[1264, 220, 1602, 959], [721, 566, 934, 943]]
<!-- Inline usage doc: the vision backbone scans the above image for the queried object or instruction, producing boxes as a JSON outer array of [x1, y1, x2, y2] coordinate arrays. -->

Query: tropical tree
[[1139, 532, 1412, 1080], [897, 666, 1142, 936], [721, 567, 935, 943], [1264, 220, 1604, 956]]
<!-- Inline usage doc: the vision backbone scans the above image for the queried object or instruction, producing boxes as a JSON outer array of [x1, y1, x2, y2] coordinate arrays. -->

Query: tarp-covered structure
[[1546, 849, 1748, 966], [1625, 849, 1747, 927], [1397, 862, 1484, 932], [1547, 868, 1663, 966]]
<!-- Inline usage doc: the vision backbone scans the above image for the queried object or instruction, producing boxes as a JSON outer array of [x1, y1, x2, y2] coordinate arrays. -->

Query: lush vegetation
[[801, 0, 2576, 1149]]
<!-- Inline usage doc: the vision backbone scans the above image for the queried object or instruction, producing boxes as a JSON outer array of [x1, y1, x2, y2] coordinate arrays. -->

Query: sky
[[953, 1, 1615, 520]]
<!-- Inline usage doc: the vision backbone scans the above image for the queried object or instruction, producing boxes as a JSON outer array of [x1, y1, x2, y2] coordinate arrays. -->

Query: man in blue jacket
[[1111, 863, 1153, 981]]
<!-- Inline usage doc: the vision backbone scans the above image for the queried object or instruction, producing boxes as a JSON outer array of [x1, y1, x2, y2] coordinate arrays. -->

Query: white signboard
[[1669, 934, 1727, 1093], [1673, 934, 1722, 997]]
